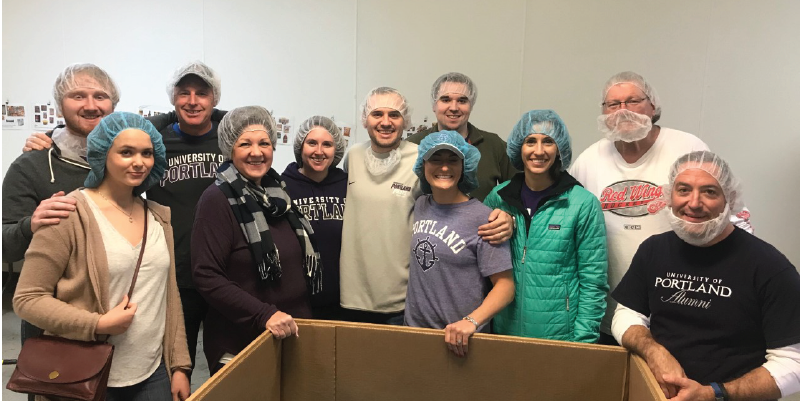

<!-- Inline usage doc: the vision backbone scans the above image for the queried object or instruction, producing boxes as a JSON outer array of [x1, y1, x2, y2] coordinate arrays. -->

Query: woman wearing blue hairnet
[[403, 130, 515, 357], [484, 110, 609, 343], [191, 106, 321, 375], [13, 112, 192, 400]]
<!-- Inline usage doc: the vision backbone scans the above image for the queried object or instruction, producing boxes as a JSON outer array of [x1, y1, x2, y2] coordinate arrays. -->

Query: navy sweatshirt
[[281, 162, 347, 310]]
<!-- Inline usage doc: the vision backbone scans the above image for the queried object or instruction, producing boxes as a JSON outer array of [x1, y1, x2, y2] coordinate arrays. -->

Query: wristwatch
[[709, 382, 729, 401]]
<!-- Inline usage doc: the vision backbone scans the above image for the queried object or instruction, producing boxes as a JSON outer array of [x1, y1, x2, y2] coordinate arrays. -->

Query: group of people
[[2, 61, 797, 401]]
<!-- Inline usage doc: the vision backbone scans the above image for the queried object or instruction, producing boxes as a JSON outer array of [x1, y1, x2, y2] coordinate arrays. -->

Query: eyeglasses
[[602, 97, 648, 111]]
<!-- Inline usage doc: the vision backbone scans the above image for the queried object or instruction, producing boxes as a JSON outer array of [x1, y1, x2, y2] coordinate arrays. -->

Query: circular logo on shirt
[[413, 237, 439, 271]]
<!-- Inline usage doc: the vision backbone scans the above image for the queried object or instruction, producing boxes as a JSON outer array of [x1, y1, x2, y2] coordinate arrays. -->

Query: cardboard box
[[188, 319, 666, 401]]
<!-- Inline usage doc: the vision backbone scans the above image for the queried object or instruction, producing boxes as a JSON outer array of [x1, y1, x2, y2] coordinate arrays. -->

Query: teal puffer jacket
[[484, 172, 608, 343]]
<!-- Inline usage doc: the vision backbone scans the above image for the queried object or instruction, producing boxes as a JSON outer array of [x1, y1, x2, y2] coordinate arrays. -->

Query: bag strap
[[126, 199, 148, 301]]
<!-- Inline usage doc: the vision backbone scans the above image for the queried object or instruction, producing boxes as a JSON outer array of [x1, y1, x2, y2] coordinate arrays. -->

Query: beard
[[597, 109, 653, 142]]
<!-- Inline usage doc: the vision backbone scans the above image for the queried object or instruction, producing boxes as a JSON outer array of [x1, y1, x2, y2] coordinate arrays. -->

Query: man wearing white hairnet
[[339, 87, 513, 324], [611, 151, 799, 401], [4, 64, 119, 263], [2, 63, 120, 401], [407, 72, 517, 201], [143, 61, 230, 380], [339, 87, 423, 324], [569, 71, 753, 345]]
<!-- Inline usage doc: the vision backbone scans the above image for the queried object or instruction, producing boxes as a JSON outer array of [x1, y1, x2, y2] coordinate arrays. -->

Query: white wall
[[3, 0, 798, 267]]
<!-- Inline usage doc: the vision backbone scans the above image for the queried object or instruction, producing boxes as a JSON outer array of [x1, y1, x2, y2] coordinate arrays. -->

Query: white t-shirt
[[85, 193, 169, 386], [569, 127, 708, 334]]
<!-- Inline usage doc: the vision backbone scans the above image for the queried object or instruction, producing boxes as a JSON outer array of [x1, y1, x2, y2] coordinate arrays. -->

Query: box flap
[[187, 330, 281, 401], [628, 354, 667, 401], [282, 322, 337, 399]]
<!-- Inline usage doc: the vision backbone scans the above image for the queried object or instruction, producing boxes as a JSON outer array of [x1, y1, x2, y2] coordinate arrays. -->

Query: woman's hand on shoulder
[[171, 369, 190, 401], [95, 295, 137, 335], [265, 311, 299, 339]]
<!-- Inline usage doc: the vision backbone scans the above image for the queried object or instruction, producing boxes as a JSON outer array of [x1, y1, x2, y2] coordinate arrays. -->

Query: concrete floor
[[1, 266, 210, 400]]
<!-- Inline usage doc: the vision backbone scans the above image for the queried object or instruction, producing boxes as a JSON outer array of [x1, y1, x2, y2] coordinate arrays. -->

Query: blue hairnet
[[85, 111, 167, 196], [507, 109, 572, 171], [413, 130, 481, 195]]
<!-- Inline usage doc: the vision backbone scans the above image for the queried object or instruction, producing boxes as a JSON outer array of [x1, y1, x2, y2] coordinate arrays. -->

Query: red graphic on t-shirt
[[600, 180, 665, 217]]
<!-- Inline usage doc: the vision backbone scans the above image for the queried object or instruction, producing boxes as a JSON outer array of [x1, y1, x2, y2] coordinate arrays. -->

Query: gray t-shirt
[[404, 196, 513, 332]]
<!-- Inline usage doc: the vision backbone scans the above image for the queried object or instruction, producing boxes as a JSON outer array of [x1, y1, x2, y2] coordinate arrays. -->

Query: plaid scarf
[[215, 161, 322, 294]]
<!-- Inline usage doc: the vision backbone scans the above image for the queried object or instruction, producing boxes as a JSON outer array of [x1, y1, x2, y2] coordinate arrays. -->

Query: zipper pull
[[521, 246, 527, 263], [566, 295, 569, 311]]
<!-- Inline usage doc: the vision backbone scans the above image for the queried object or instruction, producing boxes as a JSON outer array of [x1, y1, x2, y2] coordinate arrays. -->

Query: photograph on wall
[[403, 116, 434, 139], [274, 116, 293, 146], [138, 105, 171, 118], [34, 101, 63, 129], [336, 123, 352, 148], [3, 104, 27, 129]]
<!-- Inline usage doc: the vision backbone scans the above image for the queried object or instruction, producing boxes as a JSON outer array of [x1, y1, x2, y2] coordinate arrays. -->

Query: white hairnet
[[218, 106, 278, 160], [167, 61, 222, 106], [430, 72, 477, 106], [294, 116, 347, 167], [601, 71, 661, 124], [53, 63, 120, 114], [665, 150, 742, 212], [664, 151, 742, 246], [360, 87, 412, 130]]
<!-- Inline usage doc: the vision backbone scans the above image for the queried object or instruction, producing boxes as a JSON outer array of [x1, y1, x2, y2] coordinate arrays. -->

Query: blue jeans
[[106, 362, 172, 401]]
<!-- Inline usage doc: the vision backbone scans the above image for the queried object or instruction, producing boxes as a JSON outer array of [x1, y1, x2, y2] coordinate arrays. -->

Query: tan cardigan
[[13, 190, 191, 377]]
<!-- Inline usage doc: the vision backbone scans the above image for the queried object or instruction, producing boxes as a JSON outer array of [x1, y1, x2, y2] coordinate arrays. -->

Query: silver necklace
[[96, 191, 134, 223]]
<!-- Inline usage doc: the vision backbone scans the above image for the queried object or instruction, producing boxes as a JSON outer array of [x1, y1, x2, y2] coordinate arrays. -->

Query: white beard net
[[52, 127, 88, 161], [364, 146, 401, 176], [668, 203, 731, 246], [597, 109, 652, 142]]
